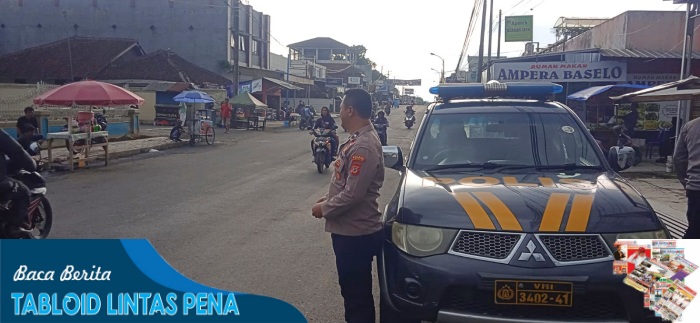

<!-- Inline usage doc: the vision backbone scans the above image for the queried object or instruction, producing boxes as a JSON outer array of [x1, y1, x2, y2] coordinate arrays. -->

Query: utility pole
[[486, 0, 494, 81], [675, 2, 698, 147], [232, 0, 240, 96], [477, 0, 487, 83], [497, 10, 502, 60]]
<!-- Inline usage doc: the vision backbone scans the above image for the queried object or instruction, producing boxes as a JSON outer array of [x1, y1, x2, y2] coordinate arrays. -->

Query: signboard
[[392, 79, 422, 86], [326, 78, 344, 86], [377, 80, 385, 86], [404, 88, 414, 95], [378, 84, 389, 93], [348, 77, 361, 85], [493, 61, 627, 82], [238, 79, 263, 93], [457, 70, 468, 81], [618, 102, 679, 130], [627, 73, 679, 86], [504, 16, 533, 42]]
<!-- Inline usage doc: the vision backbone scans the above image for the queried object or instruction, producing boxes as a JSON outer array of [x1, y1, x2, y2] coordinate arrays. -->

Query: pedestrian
[[674, 117, 700, 238], [311, 88, 385, 323], [221, 98, 232, 134], [623, 102, 639, 138]]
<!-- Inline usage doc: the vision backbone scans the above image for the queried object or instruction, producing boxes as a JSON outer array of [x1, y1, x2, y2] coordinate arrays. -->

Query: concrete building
[[0, 0, 271, 78]]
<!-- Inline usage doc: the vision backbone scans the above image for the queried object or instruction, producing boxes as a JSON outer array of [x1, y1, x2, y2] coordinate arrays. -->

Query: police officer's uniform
[[319, 123, 384, 323]]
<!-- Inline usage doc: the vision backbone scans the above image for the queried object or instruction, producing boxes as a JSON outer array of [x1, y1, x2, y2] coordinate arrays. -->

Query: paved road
[[47, 105, 425, 322]]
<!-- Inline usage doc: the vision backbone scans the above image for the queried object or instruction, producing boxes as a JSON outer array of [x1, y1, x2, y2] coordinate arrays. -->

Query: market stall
[[230, 92, 267, 130], [566, 84, 651, 149], [33, 80, 144, 172]]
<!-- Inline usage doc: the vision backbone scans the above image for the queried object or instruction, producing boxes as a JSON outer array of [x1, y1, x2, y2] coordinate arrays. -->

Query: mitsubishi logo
[[518, 240, 546, 262]]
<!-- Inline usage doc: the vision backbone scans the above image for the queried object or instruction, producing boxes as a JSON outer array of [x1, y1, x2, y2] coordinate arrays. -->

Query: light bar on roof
[[429, 81, 563, 99]]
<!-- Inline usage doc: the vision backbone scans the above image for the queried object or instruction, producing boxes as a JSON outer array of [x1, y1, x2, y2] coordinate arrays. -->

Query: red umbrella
[[33, 80, 144, 106]]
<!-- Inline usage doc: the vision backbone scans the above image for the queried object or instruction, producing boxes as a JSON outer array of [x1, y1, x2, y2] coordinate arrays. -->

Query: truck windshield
[[412, 112, 603, 170]]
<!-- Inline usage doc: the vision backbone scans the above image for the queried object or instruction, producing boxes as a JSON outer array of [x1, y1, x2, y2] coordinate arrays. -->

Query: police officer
[[311, 88, 385, 323]]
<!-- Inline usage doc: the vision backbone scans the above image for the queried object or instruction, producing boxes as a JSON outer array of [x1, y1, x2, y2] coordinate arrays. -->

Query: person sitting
[[16, 125, 44, 155], [405, 105, 416, 121], [0, 129, 36, 232], [312, 107, 339, 157], [16, 107, 39, 139], [302, 105, 313, 126]]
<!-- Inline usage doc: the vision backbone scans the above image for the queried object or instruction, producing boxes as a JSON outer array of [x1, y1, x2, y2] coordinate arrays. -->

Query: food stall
[[230, 92, 267, 130], [566, 84, 650, 149], [33, 80, 144, 172]]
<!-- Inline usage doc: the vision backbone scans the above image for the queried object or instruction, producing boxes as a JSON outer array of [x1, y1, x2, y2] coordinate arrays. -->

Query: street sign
[[327, 78, 343, 86], [404, 88, 414, 95], [392, 79, 422, 86], [505, 16, 533, 42], [348, 77, 361, 85]]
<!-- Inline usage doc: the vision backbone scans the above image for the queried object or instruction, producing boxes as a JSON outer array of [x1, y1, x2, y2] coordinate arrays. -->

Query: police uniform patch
[[350, 157, 364, 176]]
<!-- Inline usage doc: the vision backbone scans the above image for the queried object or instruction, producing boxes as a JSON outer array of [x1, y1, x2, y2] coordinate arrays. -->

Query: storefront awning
[[567, 84, 650, 102], [611, 76, 700, 102], [263, 77, 303, 90]]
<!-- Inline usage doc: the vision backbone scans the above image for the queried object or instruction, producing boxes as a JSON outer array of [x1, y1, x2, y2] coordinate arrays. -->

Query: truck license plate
[[494, 280, 573, 307]]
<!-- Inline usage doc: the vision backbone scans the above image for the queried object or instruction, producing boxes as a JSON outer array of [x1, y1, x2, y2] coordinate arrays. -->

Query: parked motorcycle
[[608, 125, 642, 171], [0, 154, 53, 239], [404, 110, 416, 129], [374, 123, 388, 146], [310, 127, 336, 173]]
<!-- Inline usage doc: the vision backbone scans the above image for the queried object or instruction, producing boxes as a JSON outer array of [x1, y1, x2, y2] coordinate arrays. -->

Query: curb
[[96, 140, 189, 160]]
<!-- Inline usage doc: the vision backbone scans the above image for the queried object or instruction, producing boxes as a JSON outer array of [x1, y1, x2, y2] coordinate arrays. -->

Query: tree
[[350, 45, 376, 69]]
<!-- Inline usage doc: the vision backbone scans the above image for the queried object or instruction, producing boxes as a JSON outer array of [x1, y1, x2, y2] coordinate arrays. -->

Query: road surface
[[47, 105, 423, 322]]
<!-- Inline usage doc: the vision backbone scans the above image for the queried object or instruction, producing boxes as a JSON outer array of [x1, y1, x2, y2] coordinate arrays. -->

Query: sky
[[247, 0, 686, 99]]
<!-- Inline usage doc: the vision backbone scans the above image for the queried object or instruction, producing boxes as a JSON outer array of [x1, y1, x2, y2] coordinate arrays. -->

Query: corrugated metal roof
[[599, 49, 700, 59]]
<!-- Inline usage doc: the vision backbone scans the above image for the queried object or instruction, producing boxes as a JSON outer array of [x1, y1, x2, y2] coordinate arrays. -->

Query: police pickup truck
[[379, 81, 669, 323]]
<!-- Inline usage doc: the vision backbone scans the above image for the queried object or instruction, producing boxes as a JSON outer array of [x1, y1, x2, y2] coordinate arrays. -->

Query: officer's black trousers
[[331, 230, 382, 323], [683, 190, 700, 238]]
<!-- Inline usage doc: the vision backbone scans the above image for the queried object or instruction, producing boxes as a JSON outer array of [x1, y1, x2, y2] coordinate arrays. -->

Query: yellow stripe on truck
[[565, 194, 595, 232], [472, 192, 523, 231], [538, 193, 571, 232], [452, 192, 496, 230]]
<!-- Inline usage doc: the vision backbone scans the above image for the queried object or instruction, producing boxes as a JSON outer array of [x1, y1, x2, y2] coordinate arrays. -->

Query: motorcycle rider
[[312, 107, 339, 158], [405, 105, 416, 119], [302, 105, 313, 128], [0, 129, 36, 232], [374, 110, 389, 145]]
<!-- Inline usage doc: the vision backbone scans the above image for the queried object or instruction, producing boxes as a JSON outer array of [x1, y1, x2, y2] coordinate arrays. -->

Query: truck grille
[[441, 287, 627, 321], [451, 232, 521, 259], [538, 235, 610, 262]]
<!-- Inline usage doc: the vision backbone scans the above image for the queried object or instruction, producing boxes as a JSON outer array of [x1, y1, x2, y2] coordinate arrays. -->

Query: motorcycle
[[310, 127, 336, 173], [608, 126, 642, 172], [299, 115, 314, 131], [404, 110, 416, 129], [0, 148, 53, 239], [374, 122, 388, 146]]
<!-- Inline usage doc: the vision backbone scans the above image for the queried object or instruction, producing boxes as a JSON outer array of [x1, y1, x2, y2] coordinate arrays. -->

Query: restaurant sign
[[626, 73, 679, 86], [493, 61, 627, 82]]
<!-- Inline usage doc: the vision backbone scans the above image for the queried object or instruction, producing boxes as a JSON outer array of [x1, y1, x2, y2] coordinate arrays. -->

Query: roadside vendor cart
[[173, 90, 216, 146], [33, 80, 144, 172]]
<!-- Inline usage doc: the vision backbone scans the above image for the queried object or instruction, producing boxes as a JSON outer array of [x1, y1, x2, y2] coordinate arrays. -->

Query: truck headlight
[[391, 222, 458, 257]]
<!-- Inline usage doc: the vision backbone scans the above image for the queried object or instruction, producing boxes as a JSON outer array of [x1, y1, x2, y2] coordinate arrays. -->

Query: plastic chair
[[645, 129, 667, 159]]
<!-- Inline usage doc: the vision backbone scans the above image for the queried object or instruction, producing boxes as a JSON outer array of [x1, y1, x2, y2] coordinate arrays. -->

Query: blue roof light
[[430, 81, 563, 100]]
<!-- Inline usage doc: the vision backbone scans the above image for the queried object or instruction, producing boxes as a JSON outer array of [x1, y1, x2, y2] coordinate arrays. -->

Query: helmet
[[378, 110, 385, 116]]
